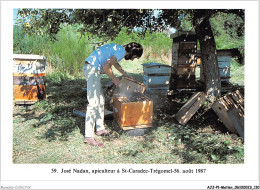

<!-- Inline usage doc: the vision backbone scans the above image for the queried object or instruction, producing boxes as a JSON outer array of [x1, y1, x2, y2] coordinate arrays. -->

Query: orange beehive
[[113, 77, 153, 130], [13, 84, 46, 102], [113, 93, 153, 130], [13, 54, 46, 105]]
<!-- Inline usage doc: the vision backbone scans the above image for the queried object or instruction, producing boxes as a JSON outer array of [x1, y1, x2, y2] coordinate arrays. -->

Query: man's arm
[[112, 61, 131, 78], [103, 56, 121, 87], [111, 58, 133, 80]]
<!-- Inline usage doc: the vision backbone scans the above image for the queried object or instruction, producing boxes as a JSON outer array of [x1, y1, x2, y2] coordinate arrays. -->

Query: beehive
[[142, 62, 172, 94], [113, 92, 153, 130], [13, 54, 47, 105], [170, 31, 198, 90], [113, 77, 153, 130]]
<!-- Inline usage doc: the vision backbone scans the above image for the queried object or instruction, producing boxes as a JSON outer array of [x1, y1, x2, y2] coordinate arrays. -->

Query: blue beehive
[[142, 62, 173, 94]]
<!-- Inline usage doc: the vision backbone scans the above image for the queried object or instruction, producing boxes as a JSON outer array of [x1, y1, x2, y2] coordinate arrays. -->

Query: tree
[[158, 9, 244, 101], [17, 9, 244, 101]]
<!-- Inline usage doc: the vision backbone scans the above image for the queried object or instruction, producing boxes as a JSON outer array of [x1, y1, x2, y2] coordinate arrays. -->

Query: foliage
[[13, 25, 49, 54], [17, 9, 161, 41], [178, 12, 244, 64], [110, 28, 172, 57], [17, 9, 244, 41], [45, 24, 92, 75], [230, 59, 244, 86], [13, 25, 172, 75], [210, 13, 244, 62]]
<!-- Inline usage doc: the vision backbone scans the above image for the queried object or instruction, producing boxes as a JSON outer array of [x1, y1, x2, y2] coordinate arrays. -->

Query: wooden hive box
[[171, 31, 197, 68], [175, 92, 207, 125], [113, 93, 153, 130], [170, 31, 198, 90], [13, 54, 47, 105], [212, 90, 244, 138], [113, 77, 153, 130], [142, 62, 173, 94]]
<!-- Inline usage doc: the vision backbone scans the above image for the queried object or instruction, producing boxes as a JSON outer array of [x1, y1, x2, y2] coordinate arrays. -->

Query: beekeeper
[[83, 42, 143, 146]]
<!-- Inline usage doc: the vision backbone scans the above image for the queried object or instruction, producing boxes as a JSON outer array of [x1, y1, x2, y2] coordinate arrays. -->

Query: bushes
[[13, 25, 173, 76], [13, 24, 94, 76], [13, 24, 243, 77], [46, 24, 92, 75], [13, 25, 49, 54]]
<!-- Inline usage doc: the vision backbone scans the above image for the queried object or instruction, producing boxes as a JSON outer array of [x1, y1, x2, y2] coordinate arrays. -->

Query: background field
[[13, 24, 244, 164]]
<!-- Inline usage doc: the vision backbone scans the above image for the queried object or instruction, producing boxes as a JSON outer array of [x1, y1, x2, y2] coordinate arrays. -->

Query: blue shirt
[[85, 43, 126, 72]]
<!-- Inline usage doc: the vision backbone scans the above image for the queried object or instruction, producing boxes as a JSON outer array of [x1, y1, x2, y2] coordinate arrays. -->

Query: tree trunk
[[194, 12, 221, 102]]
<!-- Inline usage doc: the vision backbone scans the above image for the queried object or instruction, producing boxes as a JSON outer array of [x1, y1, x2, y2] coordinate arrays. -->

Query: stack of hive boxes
[[13, 54, 47, 105], [170, 31, 198, 90], [142, 62, 173, 95]]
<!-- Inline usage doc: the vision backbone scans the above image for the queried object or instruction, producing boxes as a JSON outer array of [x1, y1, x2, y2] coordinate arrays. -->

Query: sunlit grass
[[230, 59, 244, 86]]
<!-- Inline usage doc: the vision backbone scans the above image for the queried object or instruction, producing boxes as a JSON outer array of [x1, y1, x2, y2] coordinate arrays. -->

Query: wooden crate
[[218, 56, 232, 68], [113, 93, 153, 130], [212, 90, 244, 138], [172, 57, 196, 65], [170, 31, 197, 42], [13, 75, 46, 86], [170, 74, 197, 90], [13, 54, 46, 74], [172, 46, 179, 58], [219, 67, 231, 78], [119, 77, 146, 97], [13, 54, 47, 105], [179, 42, 197, 50], [178, 49, 197, 57], [175, 92, 207, 125]]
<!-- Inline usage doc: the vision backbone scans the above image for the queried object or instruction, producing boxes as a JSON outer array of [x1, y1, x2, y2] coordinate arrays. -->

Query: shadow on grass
[[13, 72, 147, 142]]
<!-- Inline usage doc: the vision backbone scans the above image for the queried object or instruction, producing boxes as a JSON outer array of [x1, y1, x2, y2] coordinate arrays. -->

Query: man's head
[[124, 42, 143, 61]]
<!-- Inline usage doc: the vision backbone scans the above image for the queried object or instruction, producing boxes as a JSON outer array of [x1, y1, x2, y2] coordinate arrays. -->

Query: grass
[[13, 63, 244, 164], [230, 59, 244, 86]]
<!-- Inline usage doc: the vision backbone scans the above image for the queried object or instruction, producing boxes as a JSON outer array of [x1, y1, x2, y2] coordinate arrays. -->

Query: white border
[[1, 1, 259, 189]]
